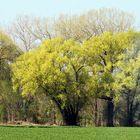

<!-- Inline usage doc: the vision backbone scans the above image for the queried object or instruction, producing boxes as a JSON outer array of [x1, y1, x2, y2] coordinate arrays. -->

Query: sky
[[0, 0, 140, 26]]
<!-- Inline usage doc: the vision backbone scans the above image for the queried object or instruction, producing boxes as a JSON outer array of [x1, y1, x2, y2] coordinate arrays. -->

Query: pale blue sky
[[0, 0, 140, 26]]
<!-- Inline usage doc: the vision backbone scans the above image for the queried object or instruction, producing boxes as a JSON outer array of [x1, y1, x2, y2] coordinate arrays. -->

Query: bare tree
[[8, 16, 55, 52], [54, 15, 85, 42], [54, 8, 134, 42], [8, 16, 36, 52], [29, 17, 54, 40], [7, 8, 134, 51]]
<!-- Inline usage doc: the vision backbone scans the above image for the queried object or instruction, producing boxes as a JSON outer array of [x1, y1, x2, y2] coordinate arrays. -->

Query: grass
[[0, 126, 140, 140]]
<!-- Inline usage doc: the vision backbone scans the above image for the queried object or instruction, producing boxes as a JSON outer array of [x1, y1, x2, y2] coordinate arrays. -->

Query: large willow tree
[[12, 31, 140, 126], [12, 38, 90, 125]]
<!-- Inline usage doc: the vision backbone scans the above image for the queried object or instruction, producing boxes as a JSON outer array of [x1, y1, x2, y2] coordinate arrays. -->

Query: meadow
[[0, 126, 140, 140]]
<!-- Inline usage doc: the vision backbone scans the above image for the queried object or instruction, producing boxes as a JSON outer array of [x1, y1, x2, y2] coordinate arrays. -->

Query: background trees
[[54, 8, 134, 42], [0, 31, 21, 122], [7, 8, 134, 52]]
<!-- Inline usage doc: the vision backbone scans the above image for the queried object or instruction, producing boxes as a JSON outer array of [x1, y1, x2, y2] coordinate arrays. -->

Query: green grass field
[[0, 126, 140, 140]]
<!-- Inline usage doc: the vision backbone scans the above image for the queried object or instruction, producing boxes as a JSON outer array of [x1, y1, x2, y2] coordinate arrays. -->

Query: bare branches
[[8, 16, 53, 52]]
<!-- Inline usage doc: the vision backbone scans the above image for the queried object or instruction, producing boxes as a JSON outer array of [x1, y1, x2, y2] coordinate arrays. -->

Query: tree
[[83, 31, 140, 126], [8, 16, 36, 52], [0, 32, 20, 61], [0, 31, 21, 122], [8, 16, 54, 52], [8, 8, 134, 52], [115, 38, 140, 126], [54, 8, 134, 42], [12, 38, 90, 125]]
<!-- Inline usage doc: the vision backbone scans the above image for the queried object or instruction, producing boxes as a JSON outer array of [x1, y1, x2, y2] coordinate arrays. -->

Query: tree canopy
[[12, 31, 140, 126]]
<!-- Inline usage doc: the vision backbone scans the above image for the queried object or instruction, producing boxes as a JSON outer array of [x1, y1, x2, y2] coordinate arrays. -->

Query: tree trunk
[[127, 112, 133, 126], [48, 95, 82, 126], [61, 107, 79, 126], [107, 100, 114, 127], [94, 98, 98, 126], [62, 112, 79, 125], [126, 97, 134, 126], [53, 105, 56, 124]]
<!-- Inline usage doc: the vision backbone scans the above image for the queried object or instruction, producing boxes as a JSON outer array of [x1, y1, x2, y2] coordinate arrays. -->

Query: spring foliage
[[12, 31, 140, 107]]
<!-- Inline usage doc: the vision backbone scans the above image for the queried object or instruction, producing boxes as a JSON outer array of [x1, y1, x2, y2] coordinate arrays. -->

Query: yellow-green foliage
[[83, 31, 140, 101], [12, 32, 140, 103], [12, 38, 89, 107]]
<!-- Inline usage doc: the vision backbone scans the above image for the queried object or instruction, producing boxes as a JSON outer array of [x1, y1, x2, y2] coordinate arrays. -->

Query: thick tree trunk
[[127, 113, 133, 126], [107, 100, 114, 127], [62, 111, 79, 125], [126, 97, 134, 126], [60, 105, 79, 126], [100, 96, 114, 127], [48, 94, 82, 126]]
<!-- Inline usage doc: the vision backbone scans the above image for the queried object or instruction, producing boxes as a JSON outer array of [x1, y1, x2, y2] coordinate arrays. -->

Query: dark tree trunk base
[[107, 100, 114, 127], [60, 106, 79, 126], [63, 112, 79, 126]]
